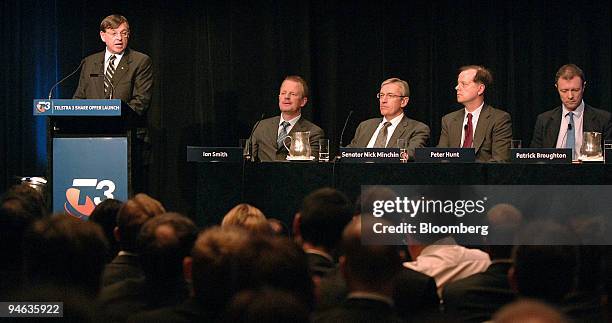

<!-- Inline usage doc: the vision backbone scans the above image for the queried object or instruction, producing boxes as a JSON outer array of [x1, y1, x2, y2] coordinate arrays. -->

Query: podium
[[33, 99, 142, 219]]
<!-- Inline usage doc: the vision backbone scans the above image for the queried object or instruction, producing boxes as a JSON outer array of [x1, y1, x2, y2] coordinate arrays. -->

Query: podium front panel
[[53, 137, 128, 219]]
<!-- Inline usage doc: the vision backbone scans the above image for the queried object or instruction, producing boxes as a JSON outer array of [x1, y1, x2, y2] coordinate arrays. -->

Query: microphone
[[339, 110, 354, 148], [246, 113, 265, 161], [90, 73, 115, 99], [47, 59, 85, 100]]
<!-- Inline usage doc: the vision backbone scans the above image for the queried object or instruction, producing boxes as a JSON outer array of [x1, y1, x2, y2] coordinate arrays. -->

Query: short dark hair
[[100, 14, 129, 32], [459, 65, 493, 88], [555, 64, 585, 84], [299, 188, 354, 251], [89, 198, 123, 259], [116, 193, 165, 252]]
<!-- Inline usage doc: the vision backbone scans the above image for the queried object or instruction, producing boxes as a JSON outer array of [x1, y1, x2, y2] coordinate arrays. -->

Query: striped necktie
[[104, 55, 117, 98]]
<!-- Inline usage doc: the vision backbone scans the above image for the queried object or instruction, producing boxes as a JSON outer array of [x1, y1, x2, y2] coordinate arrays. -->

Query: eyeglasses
[[377, 93, 406, 100], [106, 31, 130, 39], [279, 92, 301, 98]]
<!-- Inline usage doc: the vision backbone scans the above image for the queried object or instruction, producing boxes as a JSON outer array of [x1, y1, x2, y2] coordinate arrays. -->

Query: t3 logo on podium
[[53, 138, 128, 219], [64, 179, 117, 219]]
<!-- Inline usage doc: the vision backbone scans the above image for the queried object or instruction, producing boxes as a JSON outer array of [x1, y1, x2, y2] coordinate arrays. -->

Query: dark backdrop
[[2, 0, 610, 219]]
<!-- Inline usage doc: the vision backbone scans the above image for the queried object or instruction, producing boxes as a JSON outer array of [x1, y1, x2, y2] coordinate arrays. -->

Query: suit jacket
[[101, 253, 144, 287], [530, 104, 611, 148], [251, 115, 324, 161], [314, 297, 405, 323], [348, 115, 430, 160], [306, 252, 336, 278], [438, 105, 512, 162], [73, 48, 153, 116], [442, 261, 516, 323]]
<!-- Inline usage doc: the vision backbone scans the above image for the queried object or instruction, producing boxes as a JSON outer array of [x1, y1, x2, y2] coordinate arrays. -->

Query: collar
[[347, 292, 394, 306], [382, 113, 404, 125], [105, 48, 125, 64], [279, 114, 301, 127], [118, 250, 138, 257], [419, 236, 457, 255], [304, 248, 334, 263], [562, 101, 585, 118], [464, 102, 484, 119]]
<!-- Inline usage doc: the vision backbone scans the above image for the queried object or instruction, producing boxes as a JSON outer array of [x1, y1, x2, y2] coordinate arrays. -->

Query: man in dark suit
[[73, 14, 153, 194], [250, 75, 324, 161], [348, 78, 429, 160], [530, 64, 611, 160], [438, 65, 512, 162]]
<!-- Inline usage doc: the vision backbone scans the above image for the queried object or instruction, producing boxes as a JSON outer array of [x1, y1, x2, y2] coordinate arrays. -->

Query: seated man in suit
[[530, 64, 611, 160], [250, 75, 324, 161], [438, 65, 512, 162], [348, 78, 430, 160]]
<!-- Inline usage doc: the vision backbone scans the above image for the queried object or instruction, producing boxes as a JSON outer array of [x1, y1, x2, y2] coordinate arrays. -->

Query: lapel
[[92, 52, 106, 98], [111, 48, 130, 87], [449, 110, 465, 147], [546, 106, 563, 145], [473, 105, 492, 152], [388, 115, 408, 147], [583, 105, 597, 132]]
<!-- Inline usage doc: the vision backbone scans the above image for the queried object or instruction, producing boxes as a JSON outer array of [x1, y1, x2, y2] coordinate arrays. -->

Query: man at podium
[[72, 14, 153, 194]]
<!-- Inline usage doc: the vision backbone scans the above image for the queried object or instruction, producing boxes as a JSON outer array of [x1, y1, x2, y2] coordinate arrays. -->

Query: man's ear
[[292, 213, 302, 242], [183, 256, 193, 282], [508, 265, 518, 293], [113, 226, 121, 242]]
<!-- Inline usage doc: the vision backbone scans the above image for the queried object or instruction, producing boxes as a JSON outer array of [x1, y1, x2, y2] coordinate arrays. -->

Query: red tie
[[462, 113, 473, 148]]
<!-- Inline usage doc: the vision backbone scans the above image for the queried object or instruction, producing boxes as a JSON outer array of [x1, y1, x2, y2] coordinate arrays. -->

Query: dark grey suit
[[348, 115, 430, 160], [438, 104, 512, 162], [251, 116, 324, 161], [530, 104, 611, 148], [73, 48, 153, 115]]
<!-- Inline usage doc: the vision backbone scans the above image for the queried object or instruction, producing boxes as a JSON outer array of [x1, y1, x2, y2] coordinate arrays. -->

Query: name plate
[[186, 146, 244, 163], [414, 148, 475, 163], [33, 99, 122, 116], [339, 148, 401, 163], [511, 148, 572, 164]]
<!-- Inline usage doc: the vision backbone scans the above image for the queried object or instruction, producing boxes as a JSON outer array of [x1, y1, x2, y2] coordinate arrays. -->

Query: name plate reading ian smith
[[339, 148, 401, 163], [511, 148, 571, 164], [186, 146, 244, 163], [414, 148, 475, 163]]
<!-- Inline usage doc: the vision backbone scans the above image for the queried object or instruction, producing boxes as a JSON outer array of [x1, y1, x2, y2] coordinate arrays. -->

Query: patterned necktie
[[373, 122, 392, 148], [277, 121, 290, 149], [566, 112, 575, 157], [462, 113, 474, 148], [104, 55, 116, 98]]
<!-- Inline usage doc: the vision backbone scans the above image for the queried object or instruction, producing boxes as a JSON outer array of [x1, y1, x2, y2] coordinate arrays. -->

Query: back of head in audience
[[222, 203, 271, 234], [341, 217, 401, 294], [294, 187, 353, 252], [222, 288, 310, 323], [137, 212, 198, 283], [22, 215, 108, 296], [116, 193, 165, 252], [90, 198, 123, 259], [493, 299, 568, 323], [510, 221, 578, 304]]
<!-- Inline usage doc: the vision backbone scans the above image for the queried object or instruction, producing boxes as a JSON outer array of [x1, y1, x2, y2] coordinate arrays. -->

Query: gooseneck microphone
[[339, 110, 354, 148], [247, 113, 265, 162], [47, 59, 85, 100]]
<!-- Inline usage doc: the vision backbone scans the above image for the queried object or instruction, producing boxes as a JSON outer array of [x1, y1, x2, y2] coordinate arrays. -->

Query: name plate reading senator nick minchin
[[186, 146, 244, 163], [414, 148, 475, 163], [511, 148, 572, 164], [339, 148, 401, 163]]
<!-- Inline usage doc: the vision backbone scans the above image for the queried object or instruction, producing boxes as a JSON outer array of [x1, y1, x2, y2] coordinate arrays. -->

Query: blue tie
[[566, 112, 575, 158], [278, 121, 290, 149]]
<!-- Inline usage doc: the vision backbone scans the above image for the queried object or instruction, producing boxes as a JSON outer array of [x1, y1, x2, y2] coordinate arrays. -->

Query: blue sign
[[53, 137, 128, 219], [33, 99, 122, 116]]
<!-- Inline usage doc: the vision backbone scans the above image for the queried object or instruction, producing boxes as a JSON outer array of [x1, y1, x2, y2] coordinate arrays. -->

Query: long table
[[194, 162, 612, 227]]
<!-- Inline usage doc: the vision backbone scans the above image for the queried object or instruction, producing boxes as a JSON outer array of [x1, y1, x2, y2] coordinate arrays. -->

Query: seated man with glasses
[[348, 78, 430, 160], [73, 14, 153, 193], [249, 75, 324, 161], [437, 65, 512, 162]]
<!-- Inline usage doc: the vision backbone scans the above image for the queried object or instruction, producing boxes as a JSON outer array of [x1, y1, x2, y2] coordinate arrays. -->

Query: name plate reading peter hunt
[[33, 99, 122, 116], [339, 148, 401, 163], [511, 148, 571, 164], [186, 146, 244, 163], [414, 148, 475, 163]]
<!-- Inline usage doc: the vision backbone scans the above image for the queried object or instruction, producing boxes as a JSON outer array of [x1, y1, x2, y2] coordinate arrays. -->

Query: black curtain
[[2, 0, 610, 217]]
